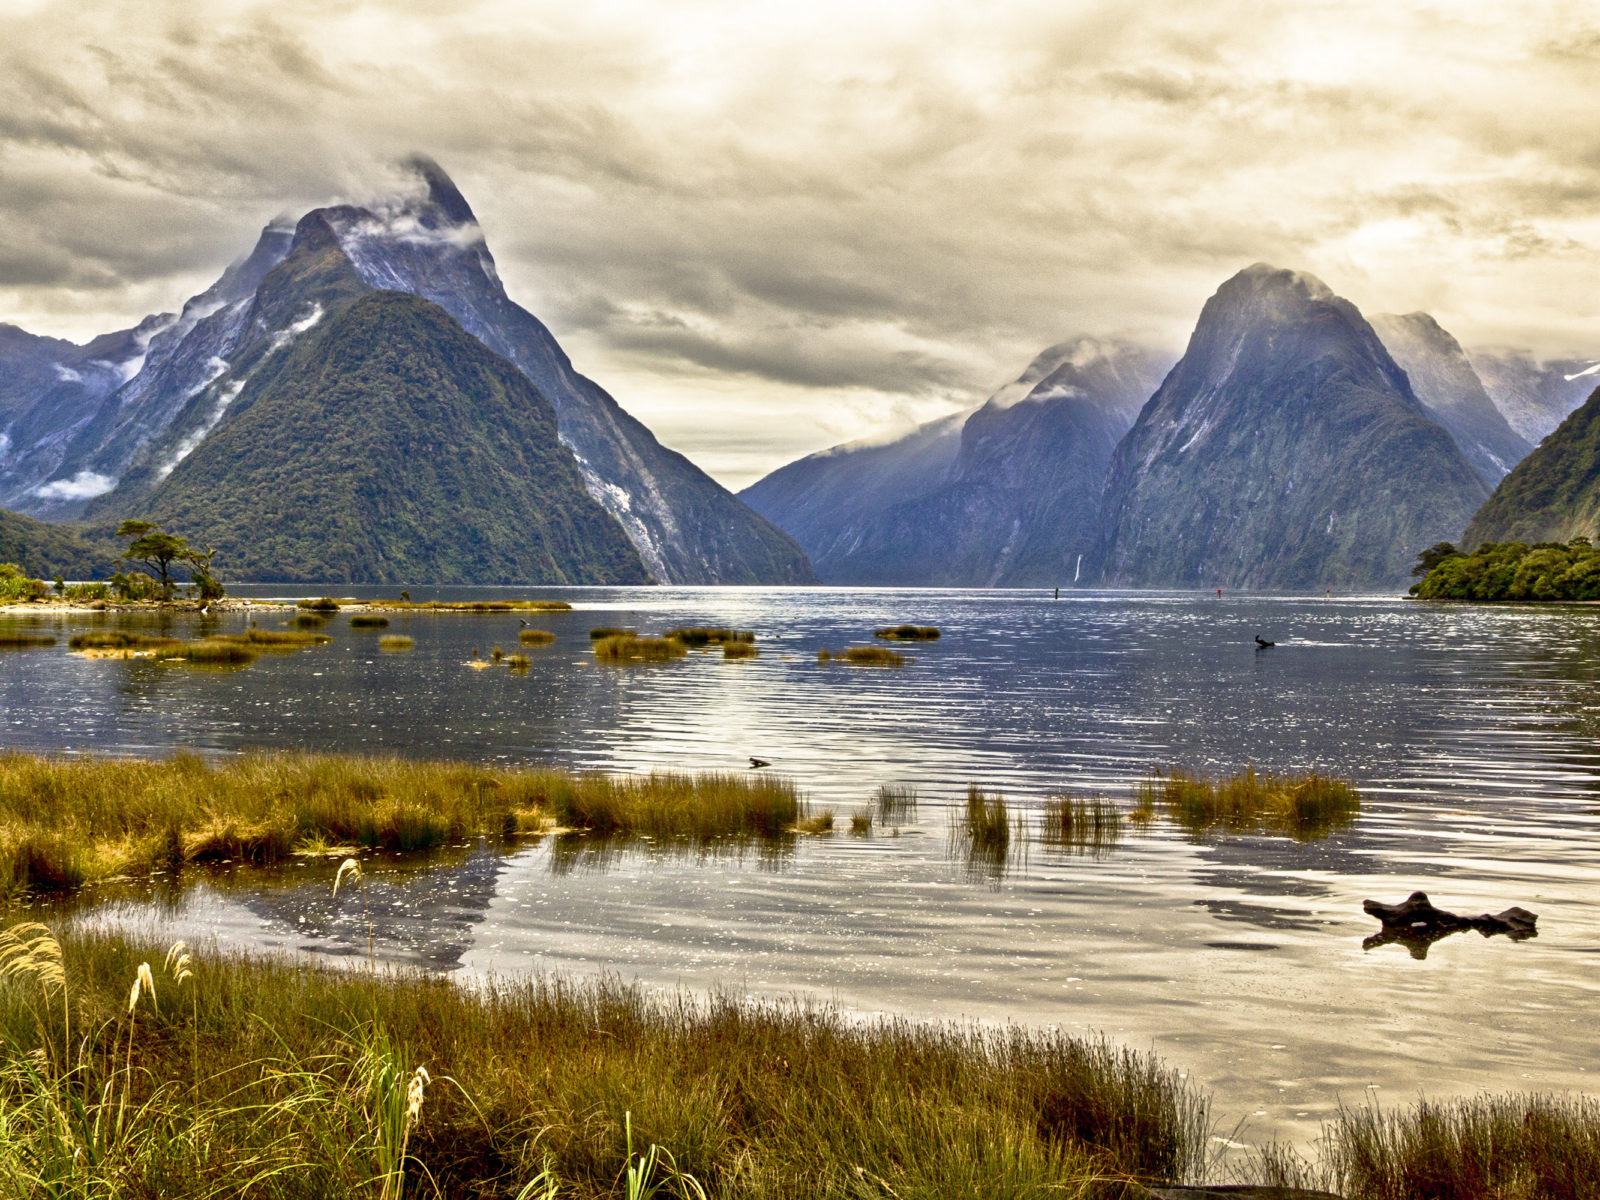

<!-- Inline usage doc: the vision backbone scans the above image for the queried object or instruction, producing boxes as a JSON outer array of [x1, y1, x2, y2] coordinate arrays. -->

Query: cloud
[[2, 0, 1599, 486], [33, 469, 116, 501]]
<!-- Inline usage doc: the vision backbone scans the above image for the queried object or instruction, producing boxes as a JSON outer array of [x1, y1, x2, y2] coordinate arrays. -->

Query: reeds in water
[[876, 784, 918, 824], [68, 631, 180, 652], [292, 613, 327, 630], [0, 631, 56, 649], [172, 640, 258, 666], [817, 645, 906, 666], [1135, 766, 1361, 841], [589, 626, 636, 640], [722, 640, 759, 659], [350, 615, 390, 629], [1040, 793, 1123, 857], [378, 635, 414, 652], [664, 627, 755, 646], [873, 624, 940, 640], [506, 653, 531, 671], [518, 629, 556, 645], [593, 634, 686, 663], [546, 770, 803, 840], [849, 808, 873, 835], [211, 629, 332, 648]]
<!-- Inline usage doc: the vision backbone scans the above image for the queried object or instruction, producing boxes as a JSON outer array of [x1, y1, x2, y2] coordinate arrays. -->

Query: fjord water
[[6, 587, 1599, 1150]]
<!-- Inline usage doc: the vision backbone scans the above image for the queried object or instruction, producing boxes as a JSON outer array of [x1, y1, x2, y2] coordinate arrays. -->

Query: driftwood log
[[1362, 891, 1537, 958]]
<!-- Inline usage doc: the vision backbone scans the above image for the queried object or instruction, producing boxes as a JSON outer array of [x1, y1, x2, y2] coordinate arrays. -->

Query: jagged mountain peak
[[398, 154, 479, 228]]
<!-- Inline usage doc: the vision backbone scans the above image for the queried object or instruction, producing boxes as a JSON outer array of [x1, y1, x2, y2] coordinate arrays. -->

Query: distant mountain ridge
[[1097, 265, 1487, 590], [0, 158, 811, 585], [1470, 349, 1600, 446], [742, 339, 1166, 585], [1461, 384, 1600, 548]]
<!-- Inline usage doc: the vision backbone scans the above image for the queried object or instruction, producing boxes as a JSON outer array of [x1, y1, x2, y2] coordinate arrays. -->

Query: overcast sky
[[4, 1, 1599, 487]]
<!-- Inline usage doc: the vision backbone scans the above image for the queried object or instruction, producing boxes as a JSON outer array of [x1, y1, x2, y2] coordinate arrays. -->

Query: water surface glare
[[7, 586, 1600, 1151]]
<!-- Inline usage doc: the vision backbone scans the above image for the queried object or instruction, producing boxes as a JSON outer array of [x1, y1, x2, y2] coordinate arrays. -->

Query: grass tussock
[[721, 640, 759, 659], [0, 751, 816, 895], [593, 635, 687, 663], [378, 635, 414, 652], [173, 640, 258, 666], [297, 597, 342, 612], [588, 626, 636, 640], [794, 810, 835, 834], [849, 808, 873, 836], [0, 631, 56, 649], [517, 628, 556, 645], [547, 771, 804, 840], [211, 629, 333, 648], [349, 614, 390, 629], [1041, 794, 1123, 857], [386, 600, 572, 613], [817, 645, 907, 666], [1322, 1093, 1600, 1200], [874, 624, 941, 640], [664, 627, 755, 646], [1134, 766, 1361, 841], [876, 784, 918, 824], [506, 653, 531, 671], [67, 631, 181, 653], [0, 928, 1211, 1199]]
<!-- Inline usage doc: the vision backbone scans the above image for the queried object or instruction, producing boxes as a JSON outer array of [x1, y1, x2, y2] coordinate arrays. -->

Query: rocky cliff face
[[742, 339, 1165, 585], [2, 159, 811, 584], [1461, 384, 1600, 548], [1370, 312, 1530, 486], [1469, 349, 1600, 446], [1097, 264, 1487, 591]]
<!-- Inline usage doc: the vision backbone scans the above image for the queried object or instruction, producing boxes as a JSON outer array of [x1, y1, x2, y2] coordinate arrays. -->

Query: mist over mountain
[[1470, 349, 1600, 447], [0, 159, 811, 585], [1097, 264, 1487, 591], [1369, 312, 1530, 486], [1461, 384, 1600, 549], [743, 339, 1166, 585]]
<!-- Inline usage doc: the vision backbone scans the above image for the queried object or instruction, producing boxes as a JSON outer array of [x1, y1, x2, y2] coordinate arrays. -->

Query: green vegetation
[[1133, 767, 1361, 841], [0, 927, 1209, 1198], [0, 630, 55, 649], [518, 628, 556, 645], [506, 653, 531, 671], [1324, 1093, 1600, 1200], [0, 752, 818, 894], [121, 289, 649, 585], [350, 615, 390, 629], [115, 519, 223, 601], [0, 564, 48, 603], [874, 624, 940, 640], [1040, 794, 1122, 856], [959, 784, 1013, 855], [292, 613, 327, 629], [849, 808, 873, 835], [388, 600, 573, 613], [1410, 538, 1600, 601], [593, 635, 687, 663], [378, 635, 414, 652], [589, 626, 636, 640], [0, 508, 120, 581], [67, 631, 182, 653], [721, 641, 759, 659], [172, 640, 258, 666], [209, 630, 333, 650], [817, 645, 907, 666], [298, 597, 342, 612], [664, 627, 754, 646], [62, 582, 108, 603]]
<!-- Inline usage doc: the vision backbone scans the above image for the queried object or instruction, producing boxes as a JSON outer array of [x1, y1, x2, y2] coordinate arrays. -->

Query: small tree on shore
[[115, 520, 223, 601]]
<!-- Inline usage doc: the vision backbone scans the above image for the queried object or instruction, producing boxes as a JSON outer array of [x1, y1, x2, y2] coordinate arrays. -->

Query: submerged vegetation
[[0, 928, 1210, 1199], [378, 635, 414, 652], [874, 624, 941, 640], [817, 645, 907, 666], [0, 752, 817, 895], [349, 614, 390, 629], [0, 630, 56, 649], [588, 626, 635, 640], [1133, 767, 1361, 841], [1410, 537, 1600, 601]]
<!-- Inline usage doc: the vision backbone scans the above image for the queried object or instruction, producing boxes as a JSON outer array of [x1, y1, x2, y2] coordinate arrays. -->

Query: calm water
[[5, 586, 1600, 1152]]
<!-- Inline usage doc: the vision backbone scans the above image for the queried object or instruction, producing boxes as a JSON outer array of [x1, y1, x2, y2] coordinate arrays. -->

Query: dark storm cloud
[[3, 0, 1598, 486]]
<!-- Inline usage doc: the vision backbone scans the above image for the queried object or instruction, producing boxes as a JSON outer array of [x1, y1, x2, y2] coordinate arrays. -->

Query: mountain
[[742, 339, 1165, 585], [4, 159, 811, 584], [117, 227, 648, 583], [1469, 349, 1600, 446], [0, 508, 119, 579], [1369, 312, 1530, 486], [1097, 264, 1488, 591], [1460, 384, 1600, 548]]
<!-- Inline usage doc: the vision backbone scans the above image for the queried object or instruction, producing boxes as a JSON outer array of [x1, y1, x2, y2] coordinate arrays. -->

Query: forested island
[[1410, 537, 1600, 601]]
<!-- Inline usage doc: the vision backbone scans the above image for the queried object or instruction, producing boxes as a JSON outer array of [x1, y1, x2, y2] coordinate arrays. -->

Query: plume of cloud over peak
[[2, 0, 1599, 487]]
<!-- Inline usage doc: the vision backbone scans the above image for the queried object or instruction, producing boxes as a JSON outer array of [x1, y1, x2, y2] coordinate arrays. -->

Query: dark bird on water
[[1255, 635, 1275, 649], [749, 757, 770, 769]]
